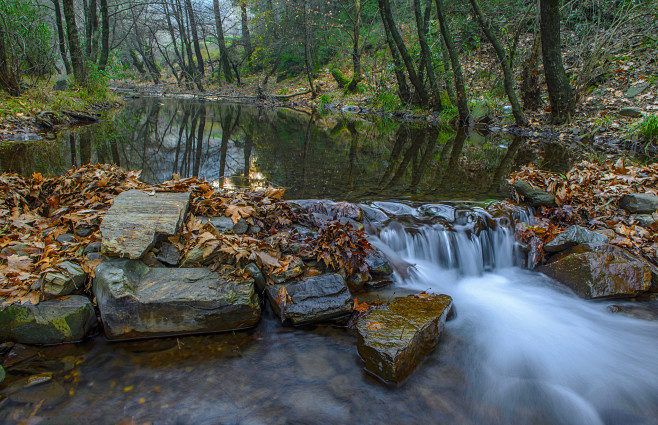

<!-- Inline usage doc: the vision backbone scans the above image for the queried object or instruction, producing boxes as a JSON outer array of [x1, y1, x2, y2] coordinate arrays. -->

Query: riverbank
[[0, 82, 122, 141]]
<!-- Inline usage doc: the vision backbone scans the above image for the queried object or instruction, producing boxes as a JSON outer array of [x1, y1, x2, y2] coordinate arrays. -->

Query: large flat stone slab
[[544, 225, 608, 253], [265, 274, 352, 325], [0, 296, 97, 344], [356, 294, 453, 382], [93, 259, 260, 339], [100, 190, 190, 259]]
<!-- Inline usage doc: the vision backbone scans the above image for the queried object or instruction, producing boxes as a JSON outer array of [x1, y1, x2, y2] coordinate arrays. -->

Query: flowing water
[[1, 98, 657, 424]]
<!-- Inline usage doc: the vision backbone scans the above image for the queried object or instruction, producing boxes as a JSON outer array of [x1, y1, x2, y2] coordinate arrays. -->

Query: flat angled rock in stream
[[93, 259, 260, 339], [356, 294, 453, 383], [620, 193, 658, 214], [0, 296, 97, 344], [265, 274, 352, 325], [42, 261, 87, 298], [544, 225, 609, 253], [539, 247, 653, 299], [100, 190, 190, 259]]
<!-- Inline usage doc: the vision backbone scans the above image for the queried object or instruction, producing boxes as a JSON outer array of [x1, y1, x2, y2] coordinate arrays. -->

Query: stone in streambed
[[155, 242, 180, 266], [356, 294, 453, 383], [41, 261, 87, 298], [269, 256, 305, 284], [620, 193, 658, 214], [513, 180, 557, 207], [539, 246, 653, 299], [544, 225, 608, 253], [265, 274, 352, 325], [100, 190, 190, 259], [365, 250, 393, 276], [0, 296, 97, 344], [93, 259, 260, 339], [618, 107, 643, 118]]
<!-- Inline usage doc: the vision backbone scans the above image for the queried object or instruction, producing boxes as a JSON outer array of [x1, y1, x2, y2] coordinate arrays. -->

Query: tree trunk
[[240, 2, 253, 63], [62, 0, 88, 86], [302, 0, 316, 97], [346, 0, 362, 92], [185, 0, 205, 75], [212, 0, 234, 83], [97, 0, 109, 71], [53, 0, 72, 75], [414, 0, 442, 110], [379, 0, 427, 105], [85, 0, 99, 61], [539, 0, 575, 124], [377, 0, 410, 103], [520, 31, 543, 111], [469, 0, 526, 126], [434, 0, 468, 124], [0, 21, 20, 96]]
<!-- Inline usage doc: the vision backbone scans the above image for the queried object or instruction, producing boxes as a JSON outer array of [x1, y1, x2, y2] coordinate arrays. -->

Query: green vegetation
[[636, 114, 658, 146]]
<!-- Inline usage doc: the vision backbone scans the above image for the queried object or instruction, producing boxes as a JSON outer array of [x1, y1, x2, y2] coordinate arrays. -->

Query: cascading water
[[368, 203, 658, 425]]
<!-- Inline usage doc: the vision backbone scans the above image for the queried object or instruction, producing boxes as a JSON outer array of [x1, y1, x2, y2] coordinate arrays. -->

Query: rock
[[9, 381, 67, 406], [56, 233, 76, 244], [142, 251, 165, 268], [625, 83, 648, 98], [632, 214, 657, 228], [0, 296, 97, 344], [203, 216, 234, 232], [0, 366, 4, 384], [358, 204, 388, 223], [618, 107, 643, 118], [0, 341, 14, 355], [74, 225, 93, 237], [249, 225, 262, 234], [356, 294, 453, 382], [269, 256, 305, 284], [156, 242, 180, 266], [620, 193, 658, 214], [544, 225, 609, 253], [85, 252, 106, 261], [265, 274, 352, 325], [42, 261, 87, 298], [471, 102, 491, 122], [53, 78, 69, 91], [93, 259, 260, 339], [513, 180, 557, 207], [245, 263, 266, 292], [83, 242, 102, 256], [180, 246, 223, 267], [233, 218, 249, 234], [365, 250, 393, 276], [347, 272, 369, 292], [539, 247, 653, 299], [2, 344, 37, 368], [100, 190, 190, 259]]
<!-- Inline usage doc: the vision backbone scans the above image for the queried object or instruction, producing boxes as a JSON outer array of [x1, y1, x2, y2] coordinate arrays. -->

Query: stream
[[1, 98, 657, 425]]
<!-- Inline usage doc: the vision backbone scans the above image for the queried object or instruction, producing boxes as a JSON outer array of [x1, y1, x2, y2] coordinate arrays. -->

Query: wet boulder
[[356, 294, 453, 383], [544, 225, 608, 253], [93, 259, 260, 339], [365, 250, 393, 276], [513, 180, 557, 208], [265, 273, 352, 325], [41, 261, 87, 298], [0, 296, 97, 344], [100, 190, 190, 259], [620, 194, 658, 214], [539, 246, 653, 299]]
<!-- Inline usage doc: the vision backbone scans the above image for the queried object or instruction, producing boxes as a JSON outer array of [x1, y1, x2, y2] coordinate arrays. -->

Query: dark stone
[[265, 274, 352, 325], [155, 242, 180, 266], [233, 218, 249, 234], [618, 107, 643, 118], [83, 242, 102, 255], [269, 256, 305, 284], [180, 246, 224, 267], [93, 259, 260, 339], [365, 250, 393, 276], [632, 214, 657, 228], [73, 225, 93, 237], [85, 252, 106, 261], [539, 247, 653, 299], [42, 261, 87, 298], [9, 381, 67, 406], [620, 193, 658, 214], [513, 180, 557, 207], [625, 83, 648, 98], [0, 296, 97, 344], [100, 190, 190, 259], [53, 78, 69, 91], [1, 243, 31, 257], [245, 263, 266, 292], [203, 216, 234, 232], [347, 272, 369, 292], [544, 225, 609, 253], [55, 234, 76, 244], [356, 294, 453, 382]]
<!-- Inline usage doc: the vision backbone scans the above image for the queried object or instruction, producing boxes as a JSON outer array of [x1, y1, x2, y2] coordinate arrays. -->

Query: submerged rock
[[265, 274, 352, 325], [93, 259, 260, 339], [620, 193, 658, 214], [356, 294, 453, 383], [539, 247, 653, 299], [513, 180, 557, 208], [100, 190, 190, 259], [0, 296, 97, 344], [544, 225, 608, 253]]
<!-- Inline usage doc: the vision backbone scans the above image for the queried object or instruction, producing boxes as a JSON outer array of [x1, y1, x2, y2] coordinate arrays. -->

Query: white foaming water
[[376, 216, 658, 425]]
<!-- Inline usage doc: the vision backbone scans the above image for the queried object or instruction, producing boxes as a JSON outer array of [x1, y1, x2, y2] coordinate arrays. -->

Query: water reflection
[[0, 97, 575, 201]]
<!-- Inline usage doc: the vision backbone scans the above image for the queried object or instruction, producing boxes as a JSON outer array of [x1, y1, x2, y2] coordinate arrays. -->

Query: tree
[[213, 0, 235, 83], [63, 0, 88, 86], [539, 0, 575, 124], [53, 0, 72, 75]]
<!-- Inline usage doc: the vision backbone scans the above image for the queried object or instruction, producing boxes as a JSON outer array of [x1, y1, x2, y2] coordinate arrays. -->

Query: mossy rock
[[0, 296, 97, 345]]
